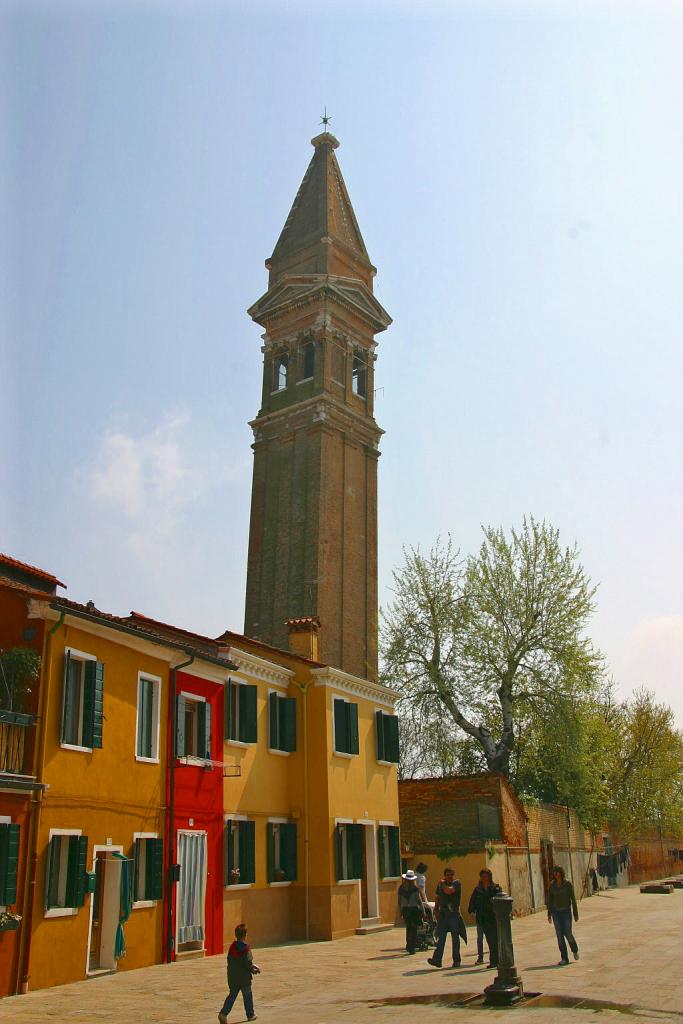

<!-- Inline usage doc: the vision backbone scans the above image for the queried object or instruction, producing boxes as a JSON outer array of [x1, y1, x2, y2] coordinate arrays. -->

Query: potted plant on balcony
[[0, 647, 40, 725], [0, 910, 22, 932]]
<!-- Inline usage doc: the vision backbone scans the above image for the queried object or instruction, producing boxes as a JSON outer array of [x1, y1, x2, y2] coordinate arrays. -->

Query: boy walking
[[218, 922, 260, 1023]]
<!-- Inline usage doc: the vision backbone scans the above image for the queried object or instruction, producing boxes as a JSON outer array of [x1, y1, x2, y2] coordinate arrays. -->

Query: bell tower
[[244, 132, 391, 681]]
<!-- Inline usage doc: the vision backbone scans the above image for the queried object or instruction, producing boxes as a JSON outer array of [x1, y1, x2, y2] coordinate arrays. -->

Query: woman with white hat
[[397, 869, 423, 954]]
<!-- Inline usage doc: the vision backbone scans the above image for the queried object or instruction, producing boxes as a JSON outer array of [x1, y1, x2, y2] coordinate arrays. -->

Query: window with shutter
[[176, 695, 186, 757], [239, 820, 256, 884], [224, 819, 256, 886], [334, 698, 359, 756], [269, 693, 296, 753], [0, 823, 20, 905], [335, 823, 363, 881], [282, 823, 297, 881], [62, 650, 101, 749], [144, 838, 163, 901], [46, 832, 88, 912], [376, 711, 400, 764], [239, 686, 258, 744], [136, 675, 160, 760]]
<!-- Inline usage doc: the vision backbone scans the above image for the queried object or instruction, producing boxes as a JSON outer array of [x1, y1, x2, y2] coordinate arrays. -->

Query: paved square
[[2, 885, 682, 1023]]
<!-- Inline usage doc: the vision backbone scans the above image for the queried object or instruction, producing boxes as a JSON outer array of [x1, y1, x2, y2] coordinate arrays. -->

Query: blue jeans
[[220, 984, 254, 1018], [551, 909, 578, 961], [434, 911, 461, 965]]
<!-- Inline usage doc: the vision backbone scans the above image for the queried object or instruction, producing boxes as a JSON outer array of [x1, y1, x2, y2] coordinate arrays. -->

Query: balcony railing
[[0, 709, 36, 776]]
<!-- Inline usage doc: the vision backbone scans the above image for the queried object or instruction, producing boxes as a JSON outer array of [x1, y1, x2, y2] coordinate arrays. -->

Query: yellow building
[[126, 613, 401, 947], [19, 592, 230, 990]]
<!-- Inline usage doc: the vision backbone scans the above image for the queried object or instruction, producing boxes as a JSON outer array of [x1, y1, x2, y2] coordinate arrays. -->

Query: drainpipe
[[524, 822, 536, 911], [292, 679, 311, 941], [565, 805, 576, 887], [18, 610, 64, 994], [166, 654, 194, 965]]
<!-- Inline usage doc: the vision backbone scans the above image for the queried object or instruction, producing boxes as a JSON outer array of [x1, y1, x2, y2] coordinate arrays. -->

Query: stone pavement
[[2, 883, 682, 1024]]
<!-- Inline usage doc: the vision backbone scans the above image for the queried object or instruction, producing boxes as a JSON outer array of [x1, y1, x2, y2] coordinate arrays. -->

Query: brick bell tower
[[244, 131, 391, 682]]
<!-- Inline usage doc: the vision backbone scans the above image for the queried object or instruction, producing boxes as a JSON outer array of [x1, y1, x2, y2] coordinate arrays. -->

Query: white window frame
[[223, 813, 252, 890], [135, 673, 161, 763], [267, 816, 293, 887], [132, 831, 159, 908], [178, 690, 207, 764], [334, 817, 358, 885], [44, 827, 82, 918], [378, 820, 401, 881], [268, 687, 291, 757], [333, 696, 355, 758], [224, 677, 253, 749], [60, 647, 96, 753]]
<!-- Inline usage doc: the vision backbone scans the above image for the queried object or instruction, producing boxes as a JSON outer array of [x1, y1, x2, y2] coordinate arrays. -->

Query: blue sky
[[1, 0, 682, 723]]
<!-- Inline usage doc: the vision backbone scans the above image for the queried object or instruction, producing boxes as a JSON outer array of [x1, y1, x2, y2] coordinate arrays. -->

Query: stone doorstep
[[175, 948, 207, 961], [639, 883, 674, 894], [355, 917, 394, 935]]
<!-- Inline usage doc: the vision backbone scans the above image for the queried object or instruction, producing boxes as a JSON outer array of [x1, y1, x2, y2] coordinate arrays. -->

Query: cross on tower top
[[319, 107, 331, 131]]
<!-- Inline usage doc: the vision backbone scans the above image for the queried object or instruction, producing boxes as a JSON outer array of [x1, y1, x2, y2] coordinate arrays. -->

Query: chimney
[[284, 617, 321, 661]]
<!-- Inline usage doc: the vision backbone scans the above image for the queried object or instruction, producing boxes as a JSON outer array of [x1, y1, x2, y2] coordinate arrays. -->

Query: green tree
[[605, 689, 683, 839], [0, 647, 41, 712], [382, 518, 604, 778]]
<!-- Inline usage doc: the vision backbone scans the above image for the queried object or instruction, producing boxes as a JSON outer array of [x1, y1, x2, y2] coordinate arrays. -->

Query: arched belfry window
[[352, 351, 367, 398], [300, 341, 315, 381], [273, 352, 288, 391]]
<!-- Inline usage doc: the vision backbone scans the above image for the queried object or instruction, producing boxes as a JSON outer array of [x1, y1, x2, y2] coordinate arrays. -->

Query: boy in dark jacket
[[218, 922, 260, 1023], [477, 869, 503, 968], [547, 865, 579, 965]]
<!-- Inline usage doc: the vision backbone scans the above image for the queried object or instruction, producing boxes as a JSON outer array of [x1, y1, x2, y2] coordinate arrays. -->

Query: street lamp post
[[483, 892, 524, 1006]]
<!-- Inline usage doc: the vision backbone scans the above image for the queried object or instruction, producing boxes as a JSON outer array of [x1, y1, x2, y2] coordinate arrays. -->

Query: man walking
[[428, 866, 462, 968], [547, 865, 579, 965], [467, 871, 488, 965], [478, 869, 502, 968]]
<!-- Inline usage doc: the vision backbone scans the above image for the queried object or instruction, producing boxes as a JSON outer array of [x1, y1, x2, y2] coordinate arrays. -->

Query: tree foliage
[[0, 647, 41, 712], [382, 518, 603, 778]]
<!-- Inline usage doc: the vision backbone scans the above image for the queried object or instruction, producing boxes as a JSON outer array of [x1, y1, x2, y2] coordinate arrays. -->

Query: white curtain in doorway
[[178, 831, 207, 944]]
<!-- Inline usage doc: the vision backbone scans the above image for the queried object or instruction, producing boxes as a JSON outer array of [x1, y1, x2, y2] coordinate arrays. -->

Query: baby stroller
[[415, 900, 437, 950]]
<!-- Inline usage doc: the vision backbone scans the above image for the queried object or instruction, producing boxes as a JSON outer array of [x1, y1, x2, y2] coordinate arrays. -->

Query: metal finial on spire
[[319, 107, 332, 131]]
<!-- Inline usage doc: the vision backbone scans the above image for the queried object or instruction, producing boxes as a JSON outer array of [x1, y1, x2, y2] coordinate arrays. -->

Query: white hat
[[402, 869, 417, 880]]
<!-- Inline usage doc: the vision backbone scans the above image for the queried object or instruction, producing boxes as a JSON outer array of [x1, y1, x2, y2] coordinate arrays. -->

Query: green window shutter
[[385, 714, 400, 764], [334, 699, 347, 753], [349, 824, 364, 879], [144, 839, 164, 901], [82, 660, 104, 749], [239, 820, 256, 884], [378, 826, 386, 880], [45, 836, 60, 909], [138, 678, 154, 758], [60, 652, 72, 743], [347, 702, 359, 755], [266, 823, 275, 882], [66, 834, 88, 908], [0, 823, 20, 905], [197, 701, 211, 760], [239, 685, 258, 744], [335, 825, 345, 881], [389, 826, 401, 876], [224, 820, 233, 885], [282, 823, 297, 881], [269, 692, 278, 749], [280, 697, 296, 752], [375, 711, 385, 761], [176, 695, 186, 757]]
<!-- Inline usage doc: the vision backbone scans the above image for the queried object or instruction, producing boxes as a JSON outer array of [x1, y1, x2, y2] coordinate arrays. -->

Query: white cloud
[[83, 413, 197, 561], [613, 615, 683, 727]]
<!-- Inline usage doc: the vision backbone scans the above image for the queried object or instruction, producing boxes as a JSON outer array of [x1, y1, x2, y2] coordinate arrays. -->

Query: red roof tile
[[0, 553, 66, 589]]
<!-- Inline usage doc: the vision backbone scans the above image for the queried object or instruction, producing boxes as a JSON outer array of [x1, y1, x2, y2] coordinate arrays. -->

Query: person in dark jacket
[[427, 867, 462, 968], [478, 869, 502, 968], [547, 865, 579, 965], [218, 922, 260, 1023], [467, 872, 490, 964], [397, 870, 423, 954]]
